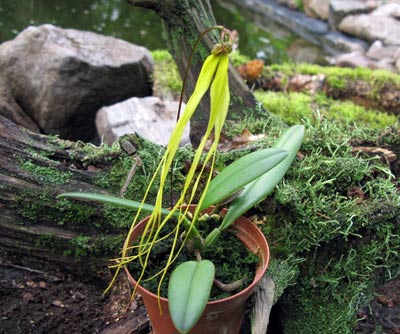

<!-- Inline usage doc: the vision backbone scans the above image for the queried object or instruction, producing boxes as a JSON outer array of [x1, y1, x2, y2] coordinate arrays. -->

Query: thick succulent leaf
[[168, 260, 215, 334], [57, 192, 170, 216], [220, 125, 305, 230], [200, 148, 288, 210]]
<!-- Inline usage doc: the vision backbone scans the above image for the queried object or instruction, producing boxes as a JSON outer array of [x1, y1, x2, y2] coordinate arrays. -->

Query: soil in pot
[[128, 213, 259, 300]]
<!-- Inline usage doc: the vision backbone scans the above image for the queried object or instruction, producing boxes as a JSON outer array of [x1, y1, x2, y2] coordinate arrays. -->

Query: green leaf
[[220, 125, 305, 230], [200, 148, 288, 210], [57, 192, 170, 216], [168, 260, 215, 334]]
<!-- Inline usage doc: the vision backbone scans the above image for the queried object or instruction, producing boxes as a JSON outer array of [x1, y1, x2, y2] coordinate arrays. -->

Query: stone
[[329, 0, 371, 29], [374, 57, 398, 72], [334, 51, 375, 69], [371, 3, 400, 18], [0, 24, 153, 141], [304, 0, 330, 20], [395, 49, 400, 72], [339, 14, 400, 45], [0, 86, 40, 132], [324, 32, 367, 54], [95, 96, 189, 146], [277, 0, 298, 10], [286, 39, 326, 64], [366, 41, 400, 60]]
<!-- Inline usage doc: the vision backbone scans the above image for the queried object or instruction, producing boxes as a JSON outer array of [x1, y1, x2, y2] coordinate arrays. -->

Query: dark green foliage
[[129, 216, 259, 300]]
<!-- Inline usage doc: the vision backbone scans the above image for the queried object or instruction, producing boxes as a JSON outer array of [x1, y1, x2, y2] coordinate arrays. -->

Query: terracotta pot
[[124, 206, 270, 334]]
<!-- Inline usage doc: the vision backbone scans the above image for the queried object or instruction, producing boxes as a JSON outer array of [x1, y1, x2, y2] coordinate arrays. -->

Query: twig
[[120, 157, 143, 197], [2, 262, 49, 275], [1, 263, 61, 282], [213, 276, 247, 292]]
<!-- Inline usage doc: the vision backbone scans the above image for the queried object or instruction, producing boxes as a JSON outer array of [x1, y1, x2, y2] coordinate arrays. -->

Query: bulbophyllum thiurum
[[59, 26, 304, 334]]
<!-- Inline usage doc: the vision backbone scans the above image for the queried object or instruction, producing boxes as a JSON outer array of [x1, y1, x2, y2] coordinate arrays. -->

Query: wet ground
[[0, 260, 149, 334]]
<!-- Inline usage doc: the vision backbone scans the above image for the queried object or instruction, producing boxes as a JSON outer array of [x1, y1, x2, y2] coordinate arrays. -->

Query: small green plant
[[59, 27, 304, 334]]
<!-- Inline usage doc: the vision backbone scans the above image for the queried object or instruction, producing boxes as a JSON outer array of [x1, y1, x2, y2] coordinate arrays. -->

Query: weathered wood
[[251, 277, 275, 334], [0, 115, 126, 279], [127, 0, 264, 146]]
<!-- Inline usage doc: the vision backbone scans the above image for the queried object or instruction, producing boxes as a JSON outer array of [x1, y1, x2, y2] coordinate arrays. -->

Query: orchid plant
[[59, 26, 304, 334]]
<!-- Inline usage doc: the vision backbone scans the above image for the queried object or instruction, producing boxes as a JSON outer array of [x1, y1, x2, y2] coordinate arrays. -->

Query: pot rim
[[124, 205, 270, 305]]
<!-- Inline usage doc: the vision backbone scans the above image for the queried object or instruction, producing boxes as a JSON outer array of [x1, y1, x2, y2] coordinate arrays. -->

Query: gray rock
[[0, 24, 153, 141], [374, 57, 398, 72], [324, 31, 367, 54], [234, 0, 367, 57], [335, 51, 375, 69], [339, 14, 400, 45], [0, 86, 40, 132], [366, 40, 400, 60], [286, 39, 326, 63], [96, 96, 189, 146], [395, 49, 400, 72], [329, 0, 371, 29]]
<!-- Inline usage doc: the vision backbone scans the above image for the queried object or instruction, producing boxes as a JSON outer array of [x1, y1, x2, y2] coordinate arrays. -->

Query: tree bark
[[127, 0, 264, 146], [0, 115, 130, 279]]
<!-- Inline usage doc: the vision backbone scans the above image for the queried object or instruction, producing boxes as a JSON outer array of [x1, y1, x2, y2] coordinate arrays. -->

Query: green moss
[[35, 233, 60, 249], [282, 287, 360, 334], [229, 50, 250, 67], [94, 155, 135, 190], [68, 235, 124, 257], [152, 49, 182, 98], [16, 190, 99, 227], [328, 100, 397, 128], [20, 160, 72, 184], [259, 119, 399, 333], [254, 91, 312, 124], [269, 63, 400, 87], [266, 258, 302, 303], [326, 75, 346, 89], [294, 0, 304, 11], [71, 141, 121, 167], [35, 233, 124, 258], [266, 63, 400, 107], [254, 90, 398, 128]]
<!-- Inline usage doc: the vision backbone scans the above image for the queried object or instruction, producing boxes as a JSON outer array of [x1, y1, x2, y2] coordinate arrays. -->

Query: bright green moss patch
[[229, 50, 250, 67], [152, 49, 182, 98], [254, 90, 398, 128]]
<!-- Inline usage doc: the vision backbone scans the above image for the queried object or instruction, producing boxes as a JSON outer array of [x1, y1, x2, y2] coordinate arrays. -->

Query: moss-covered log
[[253, 63, 400, 115], [127, 0, 263, 146], [0, 115, 139, 279]]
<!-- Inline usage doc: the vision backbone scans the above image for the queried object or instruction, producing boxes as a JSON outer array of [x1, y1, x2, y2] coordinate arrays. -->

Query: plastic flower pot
[[124, 206, 270, 334]]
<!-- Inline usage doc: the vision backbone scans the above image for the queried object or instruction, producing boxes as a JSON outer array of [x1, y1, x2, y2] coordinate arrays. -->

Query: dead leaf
[[205, 129, 266, 153], [377, 295, 395, 308], [347, 186, 365, 204], [237, 59, 264, 83]]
